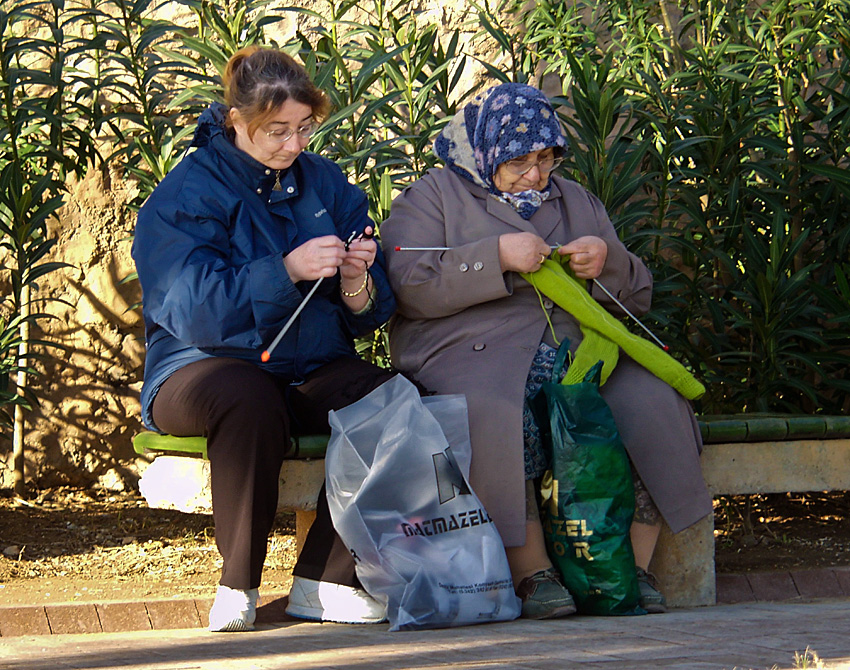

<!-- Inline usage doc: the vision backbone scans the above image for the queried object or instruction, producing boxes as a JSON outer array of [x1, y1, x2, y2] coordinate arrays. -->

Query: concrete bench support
[[652, 437, 850, 608]]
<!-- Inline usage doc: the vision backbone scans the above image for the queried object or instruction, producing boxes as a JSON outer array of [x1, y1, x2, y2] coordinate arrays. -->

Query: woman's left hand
[[340, 226, 376, 280], [557, 236, 608, 279]]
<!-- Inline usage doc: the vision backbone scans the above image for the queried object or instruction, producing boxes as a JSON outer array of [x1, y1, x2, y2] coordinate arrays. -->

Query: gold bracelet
[[340, 271, 369, 298]]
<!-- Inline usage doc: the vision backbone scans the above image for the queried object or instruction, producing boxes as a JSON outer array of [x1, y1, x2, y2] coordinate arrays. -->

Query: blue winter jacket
[[132, 104, 396, 431]]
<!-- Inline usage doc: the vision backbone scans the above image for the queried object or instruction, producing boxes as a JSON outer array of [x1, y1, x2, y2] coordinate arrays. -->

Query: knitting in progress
[[522, 257, 705, 399]]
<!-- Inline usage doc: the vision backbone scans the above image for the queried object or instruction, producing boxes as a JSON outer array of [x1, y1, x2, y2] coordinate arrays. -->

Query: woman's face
[[493, 148, 559, 194], [230, 99, 314, 170]]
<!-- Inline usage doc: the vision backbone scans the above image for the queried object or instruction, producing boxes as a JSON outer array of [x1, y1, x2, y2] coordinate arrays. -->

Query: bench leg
[[650, 512, 716, 608], [294, 509, 317, 557]]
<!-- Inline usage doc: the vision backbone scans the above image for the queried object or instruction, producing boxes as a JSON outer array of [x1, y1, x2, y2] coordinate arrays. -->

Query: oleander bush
[[1, 0, 849, 482], [514, 0, 850, 414]]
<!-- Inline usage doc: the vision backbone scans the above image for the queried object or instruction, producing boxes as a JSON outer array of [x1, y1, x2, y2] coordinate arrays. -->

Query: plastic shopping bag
[[325, 374, 521, 631], [531, 354, 644, 616]]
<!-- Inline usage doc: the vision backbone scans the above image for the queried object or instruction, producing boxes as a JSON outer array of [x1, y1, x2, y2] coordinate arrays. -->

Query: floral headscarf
[[434, 82, 567, 219]]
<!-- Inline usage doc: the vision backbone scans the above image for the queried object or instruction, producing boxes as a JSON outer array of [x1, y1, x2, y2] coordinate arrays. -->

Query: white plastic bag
[[325, 374, 521, 631]]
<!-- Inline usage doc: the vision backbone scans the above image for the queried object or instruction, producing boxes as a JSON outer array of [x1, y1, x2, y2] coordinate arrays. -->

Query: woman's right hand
[[283, 235, 346, 283], [498, 232, 552, 273]]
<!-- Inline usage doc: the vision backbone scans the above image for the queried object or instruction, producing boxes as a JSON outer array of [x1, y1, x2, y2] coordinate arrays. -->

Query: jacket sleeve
[[574, 185, 653, 319], [380, 174, 512, 320], [323, 168, 396, 334], [133, 188, 304, 351]]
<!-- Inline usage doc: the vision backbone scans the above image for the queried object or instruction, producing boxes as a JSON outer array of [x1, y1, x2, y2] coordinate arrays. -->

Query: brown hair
[[223, 47, 330, 139]]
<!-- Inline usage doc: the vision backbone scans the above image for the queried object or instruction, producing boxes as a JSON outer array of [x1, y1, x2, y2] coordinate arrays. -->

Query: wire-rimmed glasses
[[502, 155, 563, 176], [264, 121, 318, 144]]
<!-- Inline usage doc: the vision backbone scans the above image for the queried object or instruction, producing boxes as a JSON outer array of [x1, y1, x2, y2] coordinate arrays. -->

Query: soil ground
[[0, 487, 296, 607], [1, 487, 849, 608], [712, 490, 850, 573]]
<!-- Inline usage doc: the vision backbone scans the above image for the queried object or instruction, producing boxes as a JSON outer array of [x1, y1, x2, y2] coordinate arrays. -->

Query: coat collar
[[197, 103, 302, 201], [457, 170, 564, 240]]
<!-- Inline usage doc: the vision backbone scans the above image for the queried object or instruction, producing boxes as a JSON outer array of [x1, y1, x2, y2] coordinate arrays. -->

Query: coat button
[[472, 343, 486, 351], [256, 187, 262, 194], [459, 263, 469, 272], [265, 169, 271, 175], [473, 261, 484, 271], [543, 299, 554, 309], [287, 186, 295, 194]]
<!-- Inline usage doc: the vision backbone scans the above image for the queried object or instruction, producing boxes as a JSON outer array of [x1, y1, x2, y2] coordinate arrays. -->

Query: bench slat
[[697, 414, 850, 443], [133, 431, 329, 461], [135, 415, 850, 458], [133, 432, 208, 458]]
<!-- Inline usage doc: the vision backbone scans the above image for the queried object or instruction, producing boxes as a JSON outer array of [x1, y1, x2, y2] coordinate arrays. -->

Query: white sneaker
[[285, 576, 386, 624], [208, 585, 260, 632]]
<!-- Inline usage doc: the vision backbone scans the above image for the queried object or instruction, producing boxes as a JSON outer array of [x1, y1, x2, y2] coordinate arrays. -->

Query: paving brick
[[2, 600, 850, 670], [146, 599, 202, 630], [96, 602, 151, 633], [45, 603, 102, 634], [790, 568, 842, 599], [747, 571, 799, 601], [715, 573, 755, 603], [833, 566, 850, 596], [0, 606, 51, 637]]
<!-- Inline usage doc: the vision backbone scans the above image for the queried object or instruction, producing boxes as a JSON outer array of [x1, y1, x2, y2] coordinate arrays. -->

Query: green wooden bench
[[133, 431, 331, 461], [698, 413, 850, 444], [134, 413, 850, 608], [134, 414, 850, 460]]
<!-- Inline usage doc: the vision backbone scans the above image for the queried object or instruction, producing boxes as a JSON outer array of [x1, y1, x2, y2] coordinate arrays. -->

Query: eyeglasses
[[502, 155, 563, 176], [264, 121, 318, 144]]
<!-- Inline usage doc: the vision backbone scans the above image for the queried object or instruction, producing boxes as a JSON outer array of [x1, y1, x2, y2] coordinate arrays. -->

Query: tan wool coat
[[381, 168, 712, 546]]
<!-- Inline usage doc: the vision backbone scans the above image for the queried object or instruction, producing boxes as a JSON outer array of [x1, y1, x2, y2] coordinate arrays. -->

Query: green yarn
[[521, 258, 705, 400], [565, 327, 619, 386]]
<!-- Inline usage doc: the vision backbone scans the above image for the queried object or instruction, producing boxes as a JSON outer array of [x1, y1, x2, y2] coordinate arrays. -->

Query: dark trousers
[[152, 355, 396, 590]]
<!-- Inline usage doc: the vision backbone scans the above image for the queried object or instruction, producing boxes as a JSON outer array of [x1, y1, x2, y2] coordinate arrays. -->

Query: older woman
[[132, 47, 395, 631], [381, 82, 712, 619]]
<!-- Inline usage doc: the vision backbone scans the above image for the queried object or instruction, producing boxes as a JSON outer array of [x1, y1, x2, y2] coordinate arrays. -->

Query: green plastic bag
[[531, 348, 644, 616]]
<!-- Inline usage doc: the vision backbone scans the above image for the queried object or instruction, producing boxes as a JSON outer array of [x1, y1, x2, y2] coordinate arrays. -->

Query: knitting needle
[[394, 246, 448, 251], [393, 245, 561, 251], [590, 279, 669, 351], [261, 278, 323, 362], [393, 245, 669, 351], [261, 230, 363, 363]]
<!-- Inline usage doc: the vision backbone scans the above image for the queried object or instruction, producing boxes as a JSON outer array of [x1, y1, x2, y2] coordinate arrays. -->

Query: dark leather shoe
[[636, 567, 667, 613], [516, 568, 577, 619]]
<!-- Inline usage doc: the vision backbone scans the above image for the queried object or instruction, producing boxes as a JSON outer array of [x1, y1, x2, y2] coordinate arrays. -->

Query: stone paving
[[2, 569, 850, 669], [3, 566, 849, 637], [1, 599, 850, 670]]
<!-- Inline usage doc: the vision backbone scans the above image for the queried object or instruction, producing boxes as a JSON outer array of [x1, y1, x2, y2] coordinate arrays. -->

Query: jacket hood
[[192, 102, 229, 149]]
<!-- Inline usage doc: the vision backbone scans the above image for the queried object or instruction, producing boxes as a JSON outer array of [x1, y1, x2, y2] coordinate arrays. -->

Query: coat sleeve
[[380, 174, 512, 320], [133, 182, 304, 351], [570, 184, 653, 319]]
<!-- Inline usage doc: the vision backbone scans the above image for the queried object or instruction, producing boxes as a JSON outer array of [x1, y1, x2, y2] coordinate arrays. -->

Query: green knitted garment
[[521, 258, 705, 400]]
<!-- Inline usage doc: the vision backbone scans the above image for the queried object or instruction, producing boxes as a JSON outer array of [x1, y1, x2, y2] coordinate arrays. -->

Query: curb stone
[[2, 568, 850, 637], [0, 591, 290, 637], [715, 567, 850, 605]]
